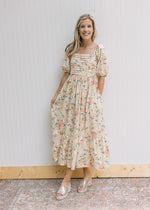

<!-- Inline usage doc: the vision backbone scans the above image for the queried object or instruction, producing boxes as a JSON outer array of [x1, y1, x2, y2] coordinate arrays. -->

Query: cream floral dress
[[51, 43, 110, 171]]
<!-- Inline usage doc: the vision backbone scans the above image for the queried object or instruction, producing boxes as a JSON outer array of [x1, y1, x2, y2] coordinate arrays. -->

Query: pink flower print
[[91, 131, 97, 137], [105, 150, 109, 155], [73, 154, 76, 159], [96, 72, 100, 77], [56, 148, 60, 153], [75, 110, 79, 115], [58, 121, 64, 126], [96, 87, 99, 93], [99, 163, 104, 169], [83, 137, 87, 141], [93, 79, 96, 84], [74, 126, 78, 130], [81, 108, 84, 112], [89, 99, 94, 104], [87, 163, 92, 167], [81, 97, 83, 103], [100, 56, 104, 64], [60, 131, 63, 135], [89, 115, 92, 120], [90, 154, 93, 159]]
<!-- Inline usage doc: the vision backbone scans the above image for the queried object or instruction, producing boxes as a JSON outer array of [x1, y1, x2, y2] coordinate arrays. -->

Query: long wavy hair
[[65, 14, 97, 60]]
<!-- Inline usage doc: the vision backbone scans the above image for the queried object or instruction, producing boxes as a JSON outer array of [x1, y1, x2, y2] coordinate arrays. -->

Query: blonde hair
[[65, 14, 97, 60]]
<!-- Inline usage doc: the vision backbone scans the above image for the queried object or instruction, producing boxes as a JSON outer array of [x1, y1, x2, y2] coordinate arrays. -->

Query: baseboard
[[0, 164, 150, 179]]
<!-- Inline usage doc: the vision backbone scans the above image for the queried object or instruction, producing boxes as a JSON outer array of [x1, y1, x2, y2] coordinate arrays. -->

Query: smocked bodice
[[62, 43, 109, 78], [70, 53, 98, 77]]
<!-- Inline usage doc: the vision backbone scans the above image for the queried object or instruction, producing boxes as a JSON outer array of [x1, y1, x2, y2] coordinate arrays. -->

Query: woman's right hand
[[51, 96, 57, 109]]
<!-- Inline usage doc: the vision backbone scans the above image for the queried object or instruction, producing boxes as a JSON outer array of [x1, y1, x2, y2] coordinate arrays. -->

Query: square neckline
[[74, 44, 99, 56]]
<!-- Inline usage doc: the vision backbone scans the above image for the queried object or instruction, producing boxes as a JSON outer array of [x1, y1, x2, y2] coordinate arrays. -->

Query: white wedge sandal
[[56, 182, 71, 200], [77, 176, 92, 193]]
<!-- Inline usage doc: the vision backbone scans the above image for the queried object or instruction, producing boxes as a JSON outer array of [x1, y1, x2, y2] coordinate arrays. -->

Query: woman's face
[[79, 19, 94, 41]]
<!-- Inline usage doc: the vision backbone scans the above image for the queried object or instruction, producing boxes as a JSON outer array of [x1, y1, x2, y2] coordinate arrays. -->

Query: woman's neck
[[81, 39, 94, 48]]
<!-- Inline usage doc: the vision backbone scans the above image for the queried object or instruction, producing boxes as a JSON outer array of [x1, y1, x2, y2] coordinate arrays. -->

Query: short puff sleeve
[[62, 52, 71, 73], [96, 44, 109, 77]]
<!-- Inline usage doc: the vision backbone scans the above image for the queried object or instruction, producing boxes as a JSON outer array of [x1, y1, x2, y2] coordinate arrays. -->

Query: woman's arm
[[98, 76, 105, 96]]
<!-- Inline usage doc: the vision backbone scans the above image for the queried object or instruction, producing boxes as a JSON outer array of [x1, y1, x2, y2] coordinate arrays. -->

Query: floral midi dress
[[51, 43, 110, 171]]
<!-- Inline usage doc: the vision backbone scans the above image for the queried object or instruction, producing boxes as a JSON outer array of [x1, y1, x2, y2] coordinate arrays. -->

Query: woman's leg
[[58, 167, 74, 188], [77, 167, 92, 191], [56, 167, 74, 197], [83, 167, 92, 179], [61, 167, 74, 185]]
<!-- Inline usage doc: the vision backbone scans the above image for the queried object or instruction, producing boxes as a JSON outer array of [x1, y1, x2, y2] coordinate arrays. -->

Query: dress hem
[[52, 159, 110, 171]]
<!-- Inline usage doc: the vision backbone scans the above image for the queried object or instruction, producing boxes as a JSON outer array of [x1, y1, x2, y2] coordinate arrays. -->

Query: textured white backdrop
[[0, 0, 150, 166]]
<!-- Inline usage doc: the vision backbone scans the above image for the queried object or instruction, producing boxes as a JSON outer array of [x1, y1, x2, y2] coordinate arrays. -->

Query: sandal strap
[[79, 177, 92, 189], [57, 182, 71, 195]]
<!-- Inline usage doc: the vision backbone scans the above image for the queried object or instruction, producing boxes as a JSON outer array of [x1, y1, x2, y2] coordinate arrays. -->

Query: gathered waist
[[70, 69, 96, 77]]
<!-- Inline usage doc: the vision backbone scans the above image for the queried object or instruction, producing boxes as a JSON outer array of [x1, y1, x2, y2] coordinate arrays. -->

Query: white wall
[[0, 0, 150, 167]]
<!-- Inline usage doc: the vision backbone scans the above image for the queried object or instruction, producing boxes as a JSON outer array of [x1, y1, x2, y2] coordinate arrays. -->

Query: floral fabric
[[51, 43, 110, 171]]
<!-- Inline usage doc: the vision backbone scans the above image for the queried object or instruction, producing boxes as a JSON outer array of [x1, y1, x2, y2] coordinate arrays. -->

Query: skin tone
[[52, 18, 105, 194]]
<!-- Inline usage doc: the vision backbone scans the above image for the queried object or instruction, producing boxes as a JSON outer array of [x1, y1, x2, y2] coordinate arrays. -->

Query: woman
[[50, 13, 110, 200]]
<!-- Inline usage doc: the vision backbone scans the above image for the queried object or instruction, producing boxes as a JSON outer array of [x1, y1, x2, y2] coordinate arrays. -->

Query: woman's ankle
[[61, 170, 73, 185], [83, 167, 92, 179], [61, 177, 71, 186]]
